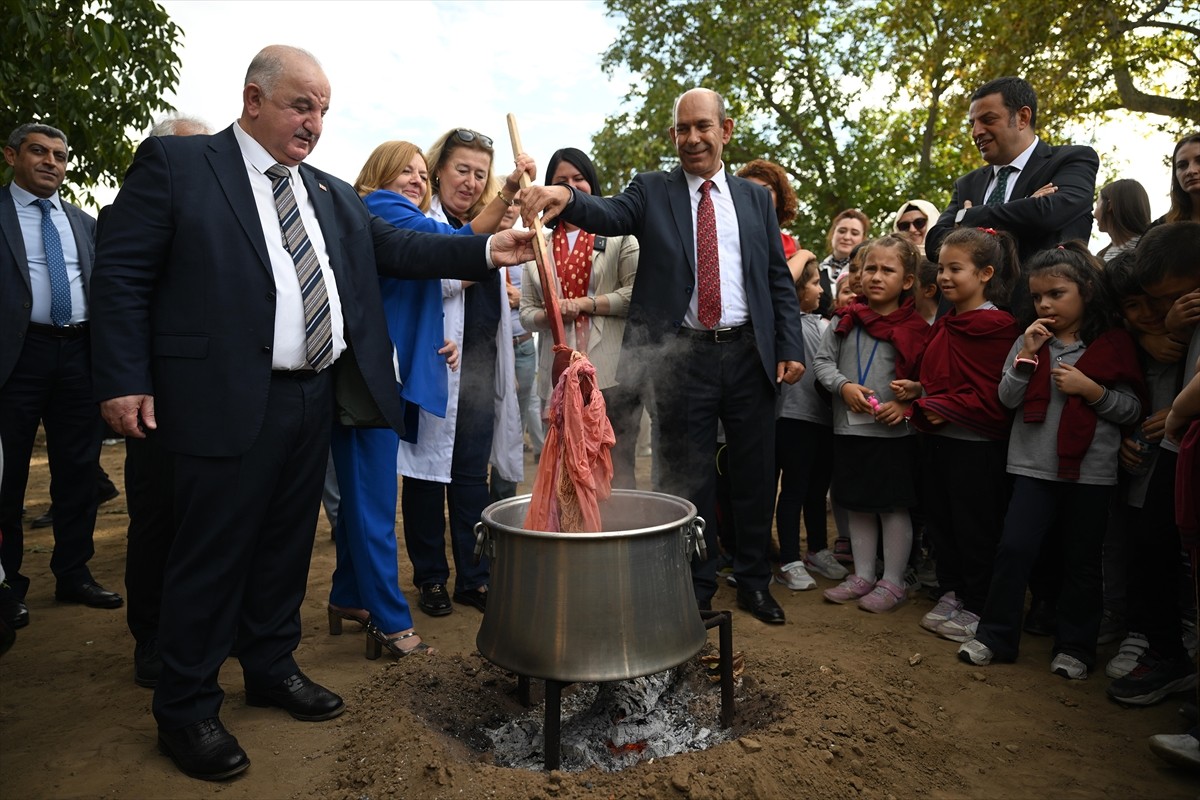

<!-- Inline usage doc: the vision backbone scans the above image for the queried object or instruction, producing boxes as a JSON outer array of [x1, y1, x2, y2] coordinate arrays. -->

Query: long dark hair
[[1021, 241, 1117, 344], [938, 226, 1021, 306], [1097, 179, 1151, 242], [1167, 132, 1200, 223], [544, 147, 601, 229]]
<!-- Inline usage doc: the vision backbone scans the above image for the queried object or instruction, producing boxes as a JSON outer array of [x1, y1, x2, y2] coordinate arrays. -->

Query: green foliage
[[593, 0, 1199, 250], [1, 0, 182, 205]]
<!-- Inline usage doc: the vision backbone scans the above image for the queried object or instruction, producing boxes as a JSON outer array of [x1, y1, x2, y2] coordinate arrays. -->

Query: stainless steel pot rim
[[480, 489, 699, 541]]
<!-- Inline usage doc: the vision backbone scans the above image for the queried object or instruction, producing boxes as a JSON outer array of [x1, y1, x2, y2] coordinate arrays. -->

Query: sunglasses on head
[[896, 217, 928, 232], [452, 128, 493, 149]]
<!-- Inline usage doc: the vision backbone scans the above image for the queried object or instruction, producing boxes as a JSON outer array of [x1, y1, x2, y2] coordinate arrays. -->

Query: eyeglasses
[[452, 128, 493, 150], [896, 217, 928, 232]]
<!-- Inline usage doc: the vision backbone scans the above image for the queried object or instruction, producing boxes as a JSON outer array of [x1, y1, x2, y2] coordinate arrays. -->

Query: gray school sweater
[[812, 319, 913, 439], [777, 314, 832, 426], [998, 337, 1142, 486]]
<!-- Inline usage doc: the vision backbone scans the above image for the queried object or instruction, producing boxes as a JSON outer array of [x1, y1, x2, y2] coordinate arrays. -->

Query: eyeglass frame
[[452, 128, 494, 150]]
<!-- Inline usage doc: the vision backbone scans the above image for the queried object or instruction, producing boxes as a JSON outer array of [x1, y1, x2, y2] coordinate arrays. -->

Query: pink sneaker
[[823, 574, 875, 604], [857, 579, 907, 613]]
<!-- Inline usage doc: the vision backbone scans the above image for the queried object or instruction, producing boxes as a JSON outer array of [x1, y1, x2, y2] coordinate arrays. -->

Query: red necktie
[[696, 180, 721, 329]]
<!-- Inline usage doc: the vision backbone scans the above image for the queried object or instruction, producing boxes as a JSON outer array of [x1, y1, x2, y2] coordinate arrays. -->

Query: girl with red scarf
[[959, 243, 1145, 680], [906, 228, 1021, 643], [812, 235, 931, 613]]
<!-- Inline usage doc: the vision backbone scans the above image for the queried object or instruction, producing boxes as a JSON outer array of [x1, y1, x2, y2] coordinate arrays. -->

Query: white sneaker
[[920, 591, 962, 632], [935, 609, 980, 643], [1149, 733, 1200, 770], [804, 549, 848, 581], [775, 560, 817, 591], [958, 638, 993, 666], [1051, 652, 1088, 680], [1106, 632, 1149, 679]]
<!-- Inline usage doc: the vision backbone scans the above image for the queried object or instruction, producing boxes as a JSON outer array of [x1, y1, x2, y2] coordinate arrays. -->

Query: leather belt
[[271, 368, 321, 380], [513, 332, 533, 345], [28, 321, 89, 339], [677, 324, 751, 344]]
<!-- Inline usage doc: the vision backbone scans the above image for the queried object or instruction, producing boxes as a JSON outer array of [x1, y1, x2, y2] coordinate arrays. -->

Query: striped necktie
[[986, 166, 1017, 206], [35, 198, 72, 326], [265, 164, 334, 371]]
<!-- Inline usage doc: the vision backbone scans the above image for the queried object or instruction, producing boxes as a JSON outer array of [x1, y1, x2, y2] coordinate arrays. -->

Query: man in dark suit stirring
[[90, 45, 533, 781], [520, 88, 805, 624], [925, 76, 1099, 309]]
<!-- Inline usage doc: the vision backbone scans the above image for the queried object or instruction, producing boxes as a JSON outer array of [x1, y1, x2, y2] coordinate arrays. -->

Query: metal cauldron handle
[[473, 521, 492, 565], [689, 516, 708, 561]]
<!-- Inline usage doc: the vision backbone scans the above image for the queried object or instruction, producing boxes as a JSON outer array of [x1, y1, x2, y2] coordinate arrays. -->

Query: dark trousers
[[402, 384, 494, 594], [976, 476, 1111, 668], [152, 371, 331, 730], [0, 330, 103, 597], [603, 382, 645, 491], [923, 436, 1010, 613], [653, 332, 775, 600], [1127, 449, 1185, 657], [774, 418, 834, 564], [124, 433, 176, 644]]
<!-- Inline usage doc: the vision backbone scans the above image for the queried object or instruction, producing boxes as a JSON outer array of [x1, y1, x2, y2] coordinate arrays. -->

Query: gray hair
[[244, 45, 321, 97], [6, 123, 67, 151], [150, 115, 212, 137]]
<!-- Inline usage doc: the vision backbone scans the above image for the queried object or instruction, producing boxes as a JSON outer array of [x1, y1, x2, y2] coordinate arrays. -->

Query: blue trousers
[[328, 424, 413, 634]]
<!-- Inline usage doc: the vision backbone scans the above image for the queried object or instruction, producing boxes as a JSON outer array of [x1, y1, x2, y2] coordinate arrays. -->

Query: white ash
[[488, 669, 733, 772]]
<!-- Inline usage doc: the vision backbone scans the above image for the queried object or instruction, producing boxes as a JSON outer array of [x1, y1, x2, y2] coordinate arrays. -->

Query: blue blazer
[[559, 168, 804, 386], [89, 126, 491, 457], [0, 184, 96, 388]]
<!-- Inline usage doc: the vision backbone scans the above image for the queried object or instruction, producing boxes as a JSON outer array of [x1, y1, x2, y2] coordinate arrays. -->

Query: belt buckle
[[712, 326, 738, 343]]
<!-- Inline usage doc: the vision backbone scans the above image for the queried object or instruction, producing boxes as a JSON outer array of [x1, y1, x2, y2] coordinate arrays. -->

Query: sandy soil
[[1, 441, 1197, 799]]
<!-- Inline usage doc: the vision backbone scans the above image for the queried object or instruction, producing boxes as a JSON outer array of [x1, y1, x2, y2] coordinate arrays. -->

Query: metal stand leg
[[517, 674, 531, 707], [544, 679, 564, 771], [701, 609, 735, 728]]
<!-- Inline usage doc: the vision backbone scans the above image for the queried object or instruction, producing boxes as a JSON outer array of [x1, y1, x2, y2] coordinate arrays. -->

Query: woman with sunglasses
[[325, 138, 532, 658], [398, 128, 528, 620], [890, 199, 940, 254], [519, 147, 642, 488]]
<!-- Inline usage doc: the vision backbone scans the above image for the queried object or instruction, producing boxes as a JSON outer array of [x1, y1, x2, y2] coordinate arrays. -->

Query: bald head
[[240, 45, 330, 166], [669, 88, 733, 179], [673, 88, 726, 126], [150, 115, 212, 137]]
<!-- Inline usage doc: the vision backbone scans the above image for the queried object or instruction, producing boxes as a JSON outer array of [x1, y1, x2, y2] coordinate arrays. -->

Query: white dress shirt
[[682, 165, 749, 328], [232, 121, 346, 370], [982, 136, 1040, 204], [10, 182, 87, 325]]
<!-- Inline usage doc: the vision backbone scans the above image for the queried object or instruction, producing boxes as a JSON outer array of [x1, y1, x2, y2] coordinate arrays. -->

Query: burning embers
[[488, 667, 734, 772]]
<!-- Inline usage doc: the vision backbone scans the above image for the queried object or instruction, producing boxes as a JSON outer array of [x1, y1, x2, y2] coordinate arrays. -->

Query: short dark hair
[[1135, 221, 1200, 288], [971, 76, 1038, 129], [1103, 251, 1143, 301], [544, 147, 602, 230], [6, 123, 67, 151], [1097, 179, 1151, 243]]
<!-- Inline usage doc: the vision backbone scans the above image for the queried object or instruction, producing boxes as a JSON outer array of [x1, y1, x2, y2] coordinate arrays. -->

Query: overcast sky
[[101, 0, 1176, 232]]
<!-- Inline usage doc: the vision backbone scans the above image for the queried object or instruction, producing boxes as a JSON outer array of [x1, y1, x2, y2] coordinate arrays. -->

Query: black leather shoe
[[134, 638, 161, 688], [55, 580, 124, 608], [0, 598, 29, 630], [417, 583, 453, 617], [30, 509, 53, 529], [245, 671, 344, 721], [736, 588, 785, 624], [157, 718, 249, 781], [452, 587, 487, 612]]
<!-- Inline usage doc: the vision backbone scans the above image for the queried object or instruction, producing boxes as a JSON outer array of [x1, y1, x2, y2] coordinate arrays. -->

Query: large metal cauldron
[[474, 489, 707, 683]]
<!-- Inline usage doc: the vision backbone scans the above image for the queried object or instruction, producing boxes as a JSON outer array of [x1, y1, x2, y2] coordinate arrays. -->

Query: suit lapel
[[1009, 140, 1051, 200], [300, 167, 338, 276], [0, 186, 32, 293], [727, 173, 755, 279], [205, 129, 272, 277], [969, 165, 993, 205], [666, 169, 696, 272], [65, 205, 93, 296]]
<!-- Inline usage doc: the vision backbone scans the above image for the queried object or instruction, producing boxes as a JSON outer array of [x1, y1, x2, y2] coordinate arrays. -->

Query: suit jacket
[[558, 168, 804, 387], [0, 184, 97, 388], [925, 141, 1099, 265], [90, 126, 490, 458]]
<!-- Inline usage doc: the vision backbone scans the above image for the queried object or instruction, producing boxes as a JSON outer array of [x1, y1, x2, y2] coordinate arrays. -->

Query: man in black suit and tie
[[1, 123, 124, 633], [925, 76, 1099, 310], [520, 88, 805, 624], [90, 45, 533, 781]]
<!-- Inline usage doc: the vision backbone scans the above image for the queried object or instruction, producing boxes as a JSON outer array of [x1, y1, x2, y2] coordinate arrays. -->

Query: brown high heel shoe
[[327, 604, 370, 636], [365, 621, 435, 660]]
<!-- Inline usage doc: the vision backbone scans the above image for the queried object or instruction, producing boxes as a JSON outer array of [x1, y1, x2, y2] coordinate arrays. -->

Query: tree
[[593, 0, 1199, 249], [1, 0, 183, 205]]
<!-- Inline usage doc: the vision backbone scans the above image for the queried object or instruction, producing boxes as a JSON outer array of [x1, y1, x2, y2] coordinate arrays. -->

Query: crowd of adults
[[1, 43, 1199, 781]]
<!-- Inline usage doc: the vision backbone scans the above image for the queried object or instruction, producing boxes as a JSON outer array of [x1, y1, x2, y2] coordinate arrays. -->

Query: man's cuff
[[484, 235, 496, 270]]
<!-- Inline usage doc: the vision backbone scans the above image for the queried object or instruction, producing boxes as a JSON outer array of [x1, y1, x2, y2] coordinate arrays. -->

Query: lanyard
[[855, 327, 880, 386]]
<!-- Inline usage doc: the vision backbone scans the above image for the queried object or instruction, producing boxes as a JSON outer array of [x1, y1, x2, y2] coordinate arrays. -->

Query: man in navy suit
[[1, 123, 124, 634], [520, 88, 805, 624], [925, 76, 1099, 309], [90, 45, 533, 781]]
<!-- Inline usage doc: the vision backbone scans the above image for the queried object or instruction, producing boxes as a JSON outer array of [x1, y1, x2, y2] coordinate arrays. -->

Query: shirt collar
[[233, 121, 296, 179], [684, 162, 729, 196], [9, 181, 61, 210], [997, 136, 1039, 175]]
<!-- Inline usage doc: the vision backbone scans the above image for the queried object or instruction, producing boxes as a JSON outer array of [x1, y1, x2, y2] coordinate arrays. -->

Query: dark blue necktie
[[35, 198, 72, 326]]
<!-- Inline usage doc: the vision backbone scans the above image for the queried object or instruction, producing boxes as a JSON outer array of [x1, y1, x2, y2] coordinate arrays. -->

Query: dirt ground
[[1, 440, 1197, 799]]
